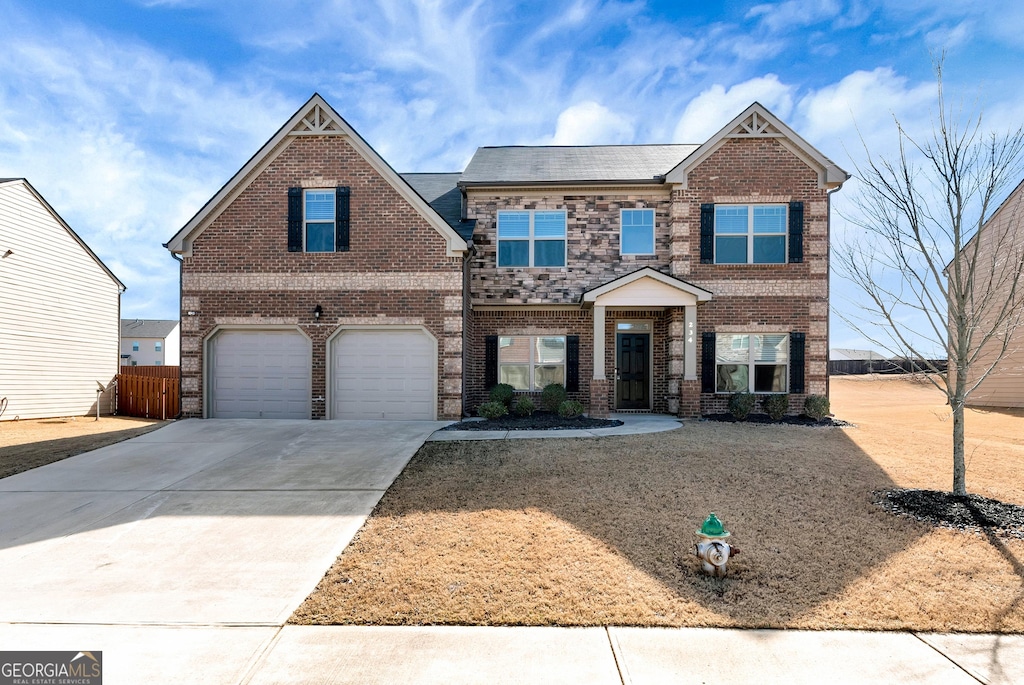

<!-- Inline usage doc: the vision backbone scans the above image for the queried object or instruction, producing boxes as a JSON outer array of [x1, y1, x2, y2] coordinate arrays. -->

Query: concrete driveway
[[0, 419, 446, 627]]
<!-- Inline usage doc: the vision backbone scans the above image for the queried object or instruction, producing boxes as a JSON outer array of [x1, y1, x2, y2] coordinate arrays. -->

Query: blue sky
[[2, 1, 1023, 354]]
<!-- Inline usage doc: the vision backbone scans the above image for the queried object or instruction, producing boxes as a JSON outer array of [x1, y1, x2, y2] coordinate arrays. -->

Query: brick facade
[[178, 134, 463, 419], [465, 136, 832, 417]]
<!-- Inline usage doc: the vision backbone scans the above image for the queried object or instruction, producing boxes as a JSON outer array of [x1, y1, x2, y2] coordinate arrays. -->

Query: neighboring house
[[165, 95, 848, 420], [958, 178, 1024, 408], [120, 319, 181, 366], [0, 178, 125, 419]]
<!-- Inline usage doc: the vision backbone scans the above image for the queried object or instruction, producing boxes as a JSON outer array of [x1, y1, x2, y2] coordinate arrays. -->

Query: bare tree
[[835, 61, 1024, 496]]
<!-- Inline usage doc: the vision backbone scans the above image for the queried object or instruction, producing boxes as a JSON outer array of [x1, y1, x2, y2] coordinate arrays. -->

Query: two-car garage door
[[208, 328, 435, 420]]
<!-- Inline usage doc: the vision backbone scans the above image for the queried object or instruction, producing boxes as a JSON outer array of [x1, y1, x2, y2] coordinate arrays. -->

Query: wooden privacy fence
[[117, 367, 180, 420], [119, 364, 180, 378], [829, 359, 949, 376]]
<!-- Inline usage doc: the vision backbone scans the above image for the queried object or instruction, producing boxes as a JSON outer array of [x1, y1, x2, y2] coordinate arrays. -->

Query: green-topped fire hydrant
[[694, 513, 738, 577]]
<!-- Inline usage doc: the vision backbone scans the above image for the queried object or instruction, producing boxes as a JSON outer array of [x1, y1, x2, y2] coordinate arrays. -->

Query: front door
[[616, 333, 649, 410]]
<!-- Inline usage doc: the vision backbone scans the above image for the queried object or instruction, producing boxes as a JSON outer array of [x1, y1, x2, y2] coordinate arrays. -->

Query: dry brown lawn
[[291, 375, 1024, 632], [0, 416, 166, 479]]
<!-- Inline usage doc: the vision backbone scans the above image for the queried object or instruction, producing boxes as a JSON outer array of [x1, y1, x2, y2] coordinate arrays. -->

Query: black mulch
[[701, 413, 852, 427], [874, 488, 1024, 539], [441, 411, 624, 431]]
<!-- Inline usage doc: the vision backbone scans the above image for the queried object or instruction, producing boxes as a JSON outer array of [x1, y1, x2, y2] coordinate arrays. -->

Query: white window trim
[[496, 210, 568, 268], [498, 334, 567, 391], [715, 332, 790, 394], [714, 204, 787, 265], [619, 208, 656, 256], [303, 188, 336, 253]]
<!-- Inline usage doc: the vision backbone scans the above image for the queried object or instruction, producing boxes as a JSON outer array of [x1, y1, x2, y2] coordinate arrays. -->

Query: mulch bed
[[701, 412, 851, 427], [441, 411, 623, 431], [874, 488, 1024, 539]]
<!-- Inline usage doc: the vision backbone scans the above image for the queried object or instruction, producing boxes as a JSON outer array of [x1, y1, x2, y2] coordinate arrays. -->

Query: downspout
[[825, 183, 845, 401], [171, 251, 185, 419]]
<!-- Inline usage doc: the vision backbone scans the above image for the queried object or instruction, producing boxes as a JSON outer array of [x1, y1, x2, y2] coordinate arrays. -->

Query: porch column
[[684, 305, 697, 380], [593, 305, 606, 380], [589, 305, 610, 417]]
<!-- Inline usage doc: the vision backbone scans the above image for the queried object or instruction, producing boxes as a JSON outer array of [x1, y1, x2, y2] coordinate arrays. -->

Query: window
[[132, 341, 139, 352], [304, 189, 336, 252], [155, 341, 162, 352], [497, 210, 567, 267], [715, 333, 788, 393], [620, 209, 655, 255], [498, 335, 566, 390], [714, 205, 787, 264], [154, 361, 162, 366]]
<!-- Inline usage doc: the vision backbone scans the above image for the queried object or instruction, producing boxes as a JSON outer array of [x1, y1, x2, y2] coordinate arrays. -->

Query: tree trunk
[[952, 395, 967, 496]]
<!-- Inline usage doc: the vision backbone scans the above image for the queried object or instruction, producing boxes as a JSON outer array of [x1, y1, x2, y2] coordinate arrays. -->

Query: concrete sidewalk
[[426, 411, 683, 441]]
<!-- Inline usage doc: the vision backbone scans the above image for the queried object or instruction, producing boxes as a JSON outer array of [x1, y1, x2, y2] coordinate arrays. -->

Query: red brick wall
[[179, 134, 463, 419]]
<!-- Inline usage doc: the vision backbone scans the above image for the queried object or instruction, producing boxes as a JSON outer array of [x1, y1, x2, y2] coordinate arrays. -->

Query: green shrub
[[761, 393, 790, 421], [558, 399, 585, 418], [512, 396, 536, 417], [540, 383, 568, 412], [477, 401, 508, 420], [489, 383, 515, 407], [804, 394, 831, 421], [728, 392, 756, 421]]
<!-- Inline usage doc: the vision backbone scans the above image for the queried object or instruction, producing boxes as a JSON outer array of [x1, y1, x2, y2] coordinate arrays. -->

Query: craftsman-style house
[[166, 94, 847, 420]]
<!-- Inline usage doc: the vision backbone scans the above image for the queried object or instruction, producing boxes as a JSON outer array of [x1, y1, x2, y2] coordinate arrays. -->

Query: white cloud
[[672, 75, 794, 142], [746, 0, 843, 32], [549, 102, 634, 145]]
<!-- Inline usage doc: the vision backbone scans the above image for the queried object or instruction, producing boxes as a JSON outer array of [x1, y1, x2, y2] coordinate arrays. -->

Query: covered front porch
[[581, 268, 712, 418]]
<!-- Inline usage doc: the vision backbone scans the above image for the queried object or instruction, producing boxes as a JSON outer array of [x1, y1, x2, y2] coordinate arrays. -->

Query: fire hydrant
[[694, 513, 738, 577]]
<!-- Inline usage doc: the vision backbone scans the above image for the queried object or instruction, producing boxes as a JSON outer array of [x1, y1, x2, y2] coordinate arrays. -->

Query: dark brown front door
[[616, 333, 649, 410]]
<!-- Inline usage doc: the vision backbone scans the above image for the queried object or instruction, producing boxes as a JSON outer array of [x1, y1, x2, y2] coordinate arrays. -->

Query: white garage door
[[209, 330, 311, 419], [331, 329, 435, 420]]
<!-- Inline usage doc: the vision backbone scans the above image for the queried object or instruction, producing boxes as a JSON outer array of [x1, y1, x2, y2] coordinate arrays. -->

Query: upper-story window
[[620, 209, 655, 255], [497, 210, 567, 267], [155, 341, 162, 352], [132, 341, 139, 352], [304, 189, 336, 252], [714, 205, 787, 264]]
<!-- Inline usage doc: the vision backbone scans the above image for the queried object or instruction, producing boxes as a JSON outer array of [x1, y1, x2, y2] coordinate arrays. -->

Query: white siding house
[[120, 319, 180, 366], [0, 178, 125, 419]]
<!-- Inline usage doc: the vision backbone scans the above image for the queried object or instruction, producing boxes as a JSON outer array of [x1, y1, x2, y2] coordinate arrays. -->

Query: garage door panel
[[210, 330, 311, 419], [331, 330, 435, 420]]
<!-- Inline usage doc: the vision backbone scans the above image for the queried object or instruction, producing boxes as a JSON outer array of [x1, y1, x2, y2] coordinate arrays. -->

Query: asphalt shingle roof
[[460, 144, 699, 185], [121, 319, 179, 338], [401, 172, 475, 241]]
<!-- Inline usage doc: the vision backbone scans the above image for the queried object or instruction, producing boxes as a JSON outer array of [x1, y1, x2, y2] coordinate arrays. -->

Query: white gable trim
[[165, 94, 467, 257], [665, 102, 849, 190], [581, 267, 712, 306]]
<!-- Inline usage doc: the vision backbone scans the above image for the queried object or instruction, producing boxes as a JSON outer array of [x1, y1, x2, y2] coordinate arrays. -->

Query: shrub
[[728, 392, 756, 421], [804, 394, 831, 421], [512, 396, 536, 417], [477, 401, 508, 420], [761, 393, 790, 421], [540, 383, 568, 412], [558, 399, 585, 418], [489, 383, 515, 407]]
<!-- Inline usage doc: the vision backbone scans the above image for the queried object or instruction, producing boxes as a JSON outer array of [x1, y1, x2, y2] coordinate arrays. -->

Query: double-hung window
[[497, 210, 567, 267], [304, 189, 336, 252], [715, 205, 787, 264], [715, 333, 789, 393], [498, 335, 566, 390], [620, 209, 655, 255], [132, 341, 139, 352], [155, 341, 162, 352]]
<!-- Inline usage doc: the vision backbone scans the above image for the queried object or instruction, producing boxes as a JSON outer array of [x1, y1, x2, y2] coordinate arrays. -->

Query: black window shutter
[[788, 201, 804, 263], [287, 187, 303, 252], [790, 332, 806, 394], [699, 203, 715, 263], [566, 335, 580, 392], [485, 335, 498, 389], [335, 186, 350, 252], [701, 332, 716, 393]]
